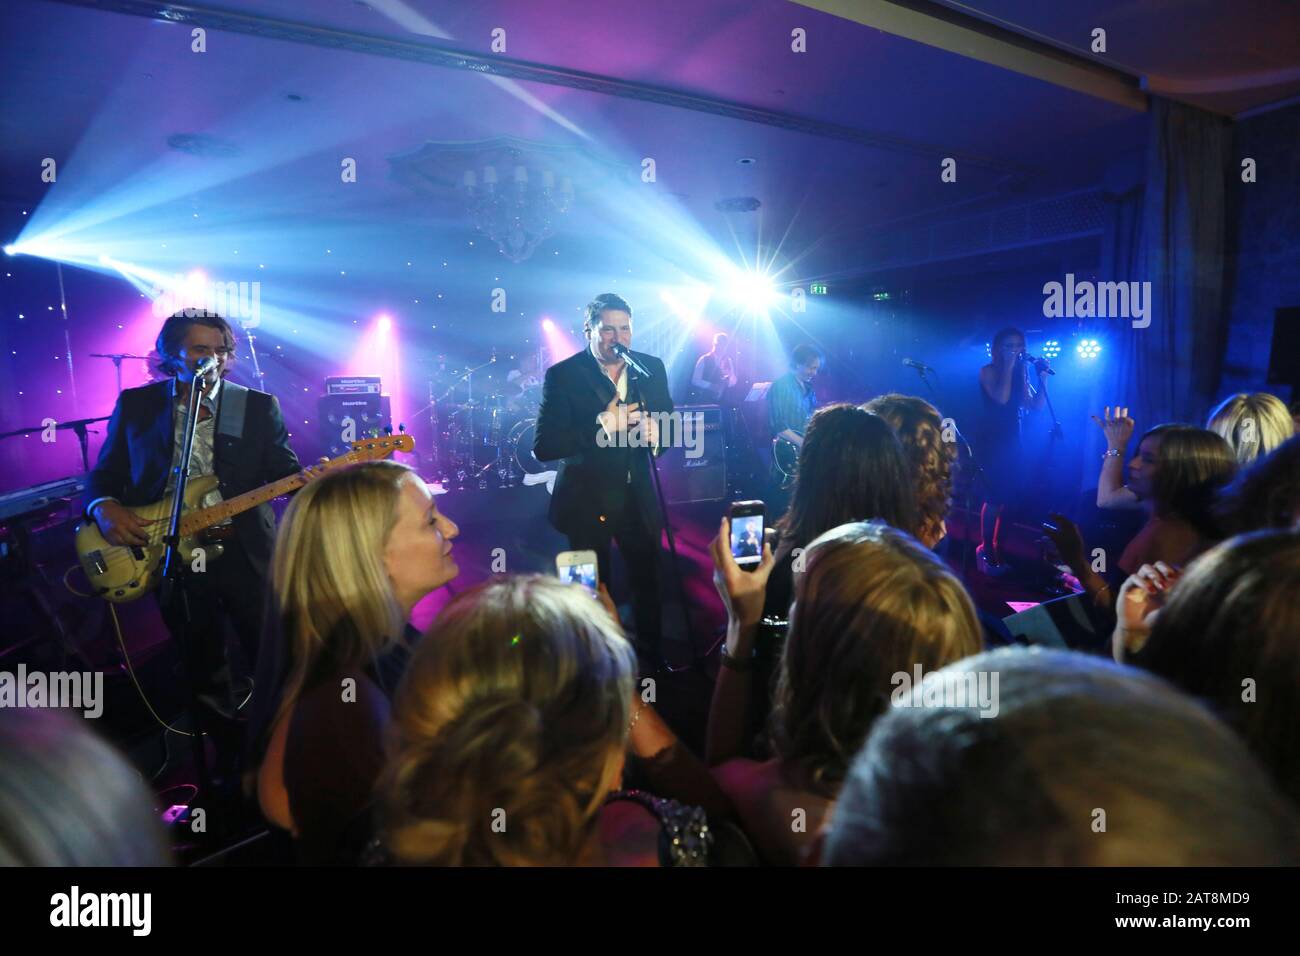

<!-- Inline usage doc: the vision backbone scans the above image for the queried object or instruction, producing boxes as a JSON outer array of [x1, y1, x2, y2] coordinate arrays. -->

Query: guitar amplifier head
[[325, 375, 382, 395]]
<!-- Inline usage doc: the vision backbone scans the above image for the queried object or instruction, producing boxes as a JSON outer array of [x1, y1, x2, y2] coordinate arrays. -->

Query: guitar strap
[[217, 381, 248, 440]]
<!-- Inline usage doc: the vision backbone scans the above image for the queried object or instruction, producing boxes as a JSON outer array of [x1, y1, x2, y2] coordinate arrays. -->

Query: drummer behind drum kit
[[423, 349, 552, 490]]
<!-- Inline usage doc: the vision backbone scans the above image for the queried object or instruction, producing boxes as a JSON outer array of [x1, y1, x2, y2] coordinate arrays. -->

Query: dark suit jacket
[[85, 378, 302, 575], [533, 347, 674, 540]]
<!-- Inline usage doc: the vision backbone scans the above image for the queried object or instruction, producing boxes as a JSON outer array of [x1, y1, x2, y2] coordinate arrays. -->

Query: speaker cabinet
[[657, 405, 726, 504], [318, 393, 392, 457]]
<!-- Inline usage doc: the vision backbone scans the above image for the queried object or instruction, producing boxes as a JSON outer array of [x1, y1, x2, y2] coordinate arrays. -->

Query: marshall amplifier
[[325, 375, 383, 395], [319, 393, 392, 457], [657, 404, 726, 504]]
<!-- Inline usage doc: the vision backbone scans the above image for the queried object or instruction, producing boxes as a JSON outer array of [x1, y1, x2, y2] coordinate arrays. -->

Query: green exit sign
[[810, 283, 828, 295]]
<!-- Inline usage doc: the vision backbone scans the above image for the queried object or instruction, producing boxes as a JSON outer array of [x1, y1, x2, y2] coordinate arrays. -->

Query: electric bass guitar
[[75, 434, 414, 603]]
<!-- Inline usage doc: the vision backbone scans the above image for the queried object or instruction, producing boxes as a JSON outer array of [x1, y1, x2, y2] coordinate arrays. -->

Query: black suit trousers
[[566, 490, 663, 660], [156, 543, 268, 704]]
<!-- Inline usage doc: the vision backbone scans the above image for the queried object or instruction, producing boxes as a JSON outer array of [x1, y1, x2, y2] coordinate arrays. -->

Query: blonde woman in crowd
[[249, 460, 460, 864], [1206, 392, 1294, 465]]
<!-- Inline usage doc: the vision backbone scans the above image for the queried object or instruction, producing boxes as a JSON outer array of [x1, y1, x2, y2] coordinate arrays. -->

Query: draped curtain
[[1085, 97, 1232, 487]]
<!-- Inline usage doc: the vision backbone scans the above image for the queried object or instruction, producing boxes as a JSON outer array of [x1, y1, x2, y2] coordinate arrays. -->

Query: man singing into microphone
[[533, 293, 674, 668], [85, 310, 309, 731]]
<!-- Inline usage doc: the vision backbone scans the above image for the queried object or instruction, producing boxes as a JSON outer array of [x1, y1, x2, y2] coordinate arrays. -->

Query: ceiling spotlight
[[726, 270, 776, 312]]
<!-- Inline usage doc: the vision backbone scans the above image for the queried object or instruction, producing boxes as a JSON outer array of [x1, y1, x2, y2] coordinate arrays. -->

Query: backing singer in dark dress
[[974, 326, 1048, 574], [533, 293, 674, 667]]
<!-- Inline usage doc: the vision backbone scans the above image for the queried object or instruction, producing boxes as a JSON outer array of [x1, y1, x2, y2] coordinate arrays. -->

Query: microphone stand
[[0, 416, 110, 472], [90, 353, 153, 394], [626, 363, 693, 673], [158, 367, 216, 804], [1031, 363, 1063, 514]]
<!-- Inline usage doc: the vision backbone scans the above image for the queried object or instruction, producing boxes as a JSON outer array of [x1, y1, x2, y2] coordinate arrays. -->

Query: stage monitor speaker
[[657, 405, 726, 504], [319, 393, 392, 457]]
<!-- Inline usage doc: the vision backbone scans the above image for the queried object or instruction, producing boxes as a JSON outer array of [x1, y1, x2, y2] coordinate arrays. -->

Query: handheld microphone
[[902, 358, 935, 373], [610, 342, 653, 379], [1025, 354, 1055, 376]]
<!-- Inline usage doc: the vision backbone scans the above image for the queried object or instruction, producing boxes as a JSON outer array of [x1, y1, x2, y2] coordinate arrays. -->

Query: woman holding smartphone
[[706, 520, 982, 865]]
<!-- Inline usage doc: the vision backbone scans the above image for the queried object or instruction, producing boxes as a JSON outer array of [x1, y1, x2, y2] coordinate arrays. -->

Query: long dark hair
[[775, 404, 917, 548], [1140, 424, 1236, 537], [1139, 530, 1300, 806], [1214, 435, 1300, 534]]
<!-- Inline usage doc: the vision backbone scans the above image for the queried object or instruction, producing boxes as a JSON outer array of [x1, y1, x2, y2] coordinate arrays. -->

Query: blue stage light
[[3, 245, 16, 256], [1077, 339, 1102, 359], [1042, 339, 1061, 359]]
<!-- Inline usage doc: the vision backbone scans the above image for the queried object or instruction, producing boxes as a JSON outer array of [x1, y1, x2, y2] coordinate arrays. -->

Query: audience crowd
[[6, 388, 1299, 867]]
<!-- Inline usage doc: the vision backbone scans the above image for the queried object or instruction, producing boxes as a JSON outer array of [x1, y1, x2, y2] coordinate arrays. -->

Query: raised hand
[[709, 516, 774, 630], [1042, 512, 1087, 574], [1091, 405, 1135, 451], [595, 582, 622, 630]]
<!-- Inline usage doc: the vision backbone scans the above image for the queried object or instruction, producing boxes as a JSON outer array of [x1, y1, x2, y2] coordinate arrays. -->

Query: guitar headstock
[[345, 433, 415, 462]]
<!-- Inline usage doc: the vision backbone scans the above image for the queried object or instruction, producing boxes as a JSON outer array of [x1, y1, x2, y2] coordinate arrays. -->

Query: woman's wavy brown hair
[[862, 394, 955, 548], [1140, 425, 1237, 537], [769, 521, 982, 797], [379, 575, 636, 866]]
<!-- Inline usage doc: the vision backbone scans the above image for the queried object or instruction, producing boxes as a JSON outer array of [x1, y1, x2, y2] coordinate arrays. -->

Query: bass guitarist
[[85, 310, 311, 721]]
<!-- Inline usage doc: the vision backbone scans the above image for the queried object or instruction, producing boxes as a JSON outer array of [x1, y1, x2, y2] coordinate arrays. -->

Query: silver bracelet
[[1102, 449, 1122, 459]]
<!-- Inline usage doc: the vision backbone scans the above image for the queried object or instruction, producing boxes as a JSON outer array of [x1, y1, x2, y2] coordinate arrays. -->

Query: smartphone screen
[[556, 551, 599, 594], [729, 501, 765, 569]]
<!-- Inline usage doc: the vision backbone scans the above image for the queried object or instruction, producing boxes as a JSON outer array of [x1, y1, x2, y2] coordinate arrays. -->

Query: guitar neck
[[180, 472, 307, 535], [177, 438, 408, 535], [176, 434, 410, 538]]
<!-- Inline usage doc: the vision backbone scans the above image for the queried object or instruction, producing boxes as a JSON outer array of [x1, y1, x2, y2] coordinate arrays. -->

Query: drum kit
[[423, 349, 551, 490]]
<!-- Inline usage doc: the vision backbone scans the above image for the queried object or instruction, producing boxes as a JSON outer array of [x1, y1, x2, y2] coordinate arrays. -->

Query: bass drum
[[507, 419, 548, 475]]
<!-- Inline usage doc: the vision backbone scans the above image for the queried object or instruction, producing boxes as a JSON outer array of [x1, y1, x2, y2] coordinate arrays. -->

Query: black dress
[[975, 377, 1024, 505]]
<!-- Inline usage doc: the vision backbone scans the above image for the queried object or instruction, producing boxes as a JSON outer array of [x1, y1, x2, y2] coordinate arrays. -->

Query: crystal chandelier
[[460, 161, 573, 263]]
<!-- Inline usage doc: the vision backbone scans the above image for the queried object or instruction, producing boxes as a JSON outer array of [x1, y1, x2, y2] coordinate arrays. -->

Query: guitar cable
[[63, 564, 256, 749], [64, 564, 197, 756]]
